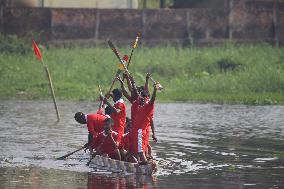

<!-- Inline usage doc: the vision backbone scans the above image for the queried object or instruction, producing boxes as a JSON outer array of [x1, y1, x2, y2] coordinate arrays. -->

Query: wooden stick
[[42, 61, 60, 122], [149, 76, 164, 91], [127, 32, 141, 69], [98, 85, 104, 109], [86, 153, 97, 166], [56, 145, 86, 160]]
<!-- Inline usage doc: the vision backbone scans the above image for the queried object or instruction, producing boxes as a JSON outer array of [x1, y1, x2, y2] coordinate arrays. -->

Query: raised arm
[[129, 75, 139, 100], [123, 73, 133, 94], [144, 73, 151, 94], [117, 77, 132, 103], [103, 98, 121, 114], [150, 82, 158, 104]]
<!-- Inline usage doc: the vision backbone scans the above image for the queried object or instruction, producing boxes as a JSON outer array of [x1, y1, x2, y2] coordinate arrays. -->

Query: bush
[[0, 34, 31, 55]]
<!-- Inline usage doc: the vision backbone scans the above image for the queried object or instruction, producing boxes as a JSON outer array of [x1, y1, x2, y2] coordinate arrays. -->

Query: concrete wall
[[5, 0, 139, 9], [1, 0, 283, 47]]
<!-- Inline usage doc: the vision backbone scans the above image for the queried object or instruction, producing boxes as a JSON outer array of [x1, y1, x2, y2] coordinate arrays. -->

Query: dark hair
[[74, 112, 85, 123], [104, 118, 114, 126], [126, 117, 131, 123], [137, 86, 145, 93], [140, 90, 149, 98], [105, 106, 113, 115], [112, 88, 122, 99]]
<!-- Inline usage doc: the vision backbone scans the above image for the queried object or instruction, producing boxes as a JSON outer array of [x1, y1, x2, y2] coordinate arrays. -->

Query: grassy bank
[[0, 40, 283, 104]]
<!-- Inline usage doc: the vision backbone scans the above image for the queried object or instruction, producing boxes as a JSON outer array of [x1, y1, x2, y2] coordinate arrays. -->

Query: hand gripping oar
[[149, 76, 164, 91], [56, 144, 88, 160], [86, 137, 107, 166], [86, 152, 97, 166]]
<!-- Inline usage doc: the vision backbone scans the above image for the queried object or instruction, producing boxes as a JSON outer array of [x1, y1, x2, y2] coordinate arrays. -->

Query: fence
[[0, 0, 283, 47]]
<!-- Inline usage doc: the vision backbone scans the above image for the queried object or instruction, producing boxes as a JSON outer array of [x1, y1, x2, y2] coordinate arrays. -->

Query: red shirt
[[132, 100, 154, 130], [86, 112, 109, 137], [131, 98, 139, 124], [119, 132, 130, 151], [92, 131, 118, 155], [110, 99, 126, 143]]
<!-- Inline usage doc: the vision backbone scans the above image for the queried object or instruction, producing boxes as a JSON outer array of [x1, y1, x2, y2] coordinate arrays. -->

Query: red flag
[[123, 55, 129, 62], [32, 39, 42, 61]]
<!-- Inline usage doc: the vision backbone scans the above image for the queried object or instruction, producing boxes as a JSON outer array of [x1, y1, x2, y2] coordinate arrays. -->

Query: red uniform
[[131, 98, 139, 123], [130, 99, 154, 153], [110, 99, 126, 144], [119, 132, 130, 151], [91, 131, 118, 157], [144, 121, 151, 149], [86, 111, 109, 138]]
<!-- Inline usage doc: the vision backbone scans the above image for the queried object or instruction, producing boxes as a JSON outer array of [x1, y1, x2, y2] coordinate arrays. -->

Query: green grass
[[0, 41, 284, 104]]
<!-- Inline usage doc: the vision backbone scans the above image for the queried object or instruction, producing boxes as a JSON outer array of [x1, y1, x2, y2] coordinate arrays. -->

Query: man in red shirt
[[103, 88, 126, 144], [118, 117, 138, 163], [91, 118, 121, 160], [130, 82, 159, 164], [74, 110, 110, 152], [117, 74, 158, 164]]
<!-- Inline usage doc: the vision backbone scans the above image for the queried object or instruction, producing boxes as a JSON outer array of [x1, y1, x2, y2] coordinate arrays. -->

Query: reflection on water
[[0, 101, 284, 188]]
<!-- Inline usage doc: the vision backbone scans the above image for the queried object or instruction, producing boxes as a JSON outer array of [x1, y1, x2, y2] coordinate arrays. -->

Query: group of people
[[74, 72, 159, 165]]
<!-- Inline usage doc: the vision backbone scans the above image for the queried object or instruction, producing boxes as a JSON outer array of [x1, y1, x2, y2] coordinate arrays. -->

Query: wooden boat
[[89, 155, 157, 175]]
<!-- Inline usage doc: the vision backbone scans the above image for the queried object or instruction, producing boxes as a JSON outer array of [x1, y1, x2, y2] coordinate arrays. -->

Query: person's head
[[74, 112, 86, 124], [105, 106, 113, 116], [104, 118, 114, 132], [138, 90, 149, 106], [137, 86, 145, 93], [138, 85, 150, 97], [112, 88, 122, 102]]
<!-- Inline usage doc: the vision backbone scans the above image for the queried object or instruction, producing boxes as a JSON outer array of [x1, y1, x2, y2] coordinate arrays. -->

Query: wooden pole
[[42, 60, 60, 122], [143, 0, 147, 9], [273, 0, 279, 47], [149, 76, 163, 91]]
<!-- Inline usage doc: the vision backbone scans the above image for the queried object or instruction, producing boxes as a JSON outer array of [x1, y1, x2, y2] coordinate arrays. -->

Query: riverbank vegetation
[[0, 35, 283, 105]]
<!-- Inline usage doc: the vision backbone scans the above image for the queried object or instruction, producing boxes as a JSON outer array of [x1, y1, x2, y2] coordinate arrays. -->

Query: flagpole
[[42, 60, 61, 122], [32, 39, 60, 122]]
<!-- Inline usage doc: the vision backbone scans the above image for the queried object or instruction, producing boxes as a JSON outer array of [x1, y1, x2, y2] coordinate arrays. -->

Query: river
[[0, 101, 284, 188]]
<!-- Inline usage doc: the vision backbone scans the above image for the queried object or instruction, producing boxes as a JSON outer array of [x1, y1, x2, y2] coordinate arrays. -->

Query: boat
[[89, 155, 157, 175]]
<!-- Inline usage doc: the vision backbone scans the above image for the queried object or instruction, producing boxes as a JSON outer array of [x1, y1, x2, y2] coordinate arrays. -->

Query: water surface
[[0, 101, 284, 188]]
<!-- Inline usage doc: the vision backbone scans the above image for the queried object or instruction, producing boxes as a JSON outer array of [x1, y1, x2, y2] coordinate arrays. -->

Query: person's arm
[[108, 131, 119, 149], [117, 77, 132, 103], [150, 119, 157, 143], [149, 82, 158, 104], [144, 73, 151, 94], [103, 98, 121, 114], [123, 73, 133, 94], [129, 75, 139, 100], [86, 116, 96, 139]]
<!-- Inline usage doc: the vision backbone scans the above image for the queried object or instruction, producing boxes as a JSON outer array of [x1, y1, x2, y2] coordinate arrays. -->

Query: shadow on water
[[0, 101, 284, 188]]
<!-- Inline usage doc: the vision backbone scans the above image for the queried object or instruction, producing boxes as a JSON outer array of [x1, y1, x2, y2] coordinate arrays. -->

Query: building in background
[[4, 0, 139, 9]]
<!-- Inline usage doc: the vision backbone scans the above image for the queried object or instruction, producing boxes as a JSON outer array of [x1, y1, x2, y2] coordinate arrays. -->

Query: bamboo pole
[[149, 76, 163, 91], [41, 60, 60, 122]]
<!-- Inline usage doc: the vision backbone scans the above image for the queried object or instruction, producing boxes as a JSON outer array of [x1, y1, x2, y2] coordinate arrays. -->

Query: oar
[[98, 85, 104, 109], [86, 136, 107, 166], [127, 32, 141, 69], [86, 152, 97, 166], [56, 145, 87, 160], [121, 32, 141, 82], [107, 40, 131, 76], [149, 76, 164, 91]]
